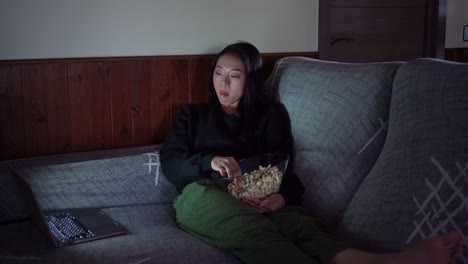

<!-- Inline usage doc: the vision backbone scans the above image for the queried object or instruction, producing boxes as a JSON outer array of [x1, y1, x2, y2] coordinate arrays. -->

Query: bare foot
[[387, 232, 464, 264]]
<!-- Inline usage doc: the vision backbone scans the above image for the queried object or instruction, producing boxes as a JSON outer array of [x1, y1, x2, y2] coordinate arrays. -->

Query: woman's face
[[212, 53, 246, 110]]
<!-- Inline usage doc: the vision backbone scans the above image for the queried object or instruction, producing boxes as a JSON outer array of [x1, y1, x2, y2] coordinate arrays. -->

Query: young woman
[[160, 41, 463, 264]]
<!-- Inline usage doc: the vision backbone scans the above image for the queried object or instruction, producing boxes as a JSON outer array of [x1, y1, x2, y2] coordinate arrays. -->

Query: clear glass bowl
[[211, 152, 290, 199]]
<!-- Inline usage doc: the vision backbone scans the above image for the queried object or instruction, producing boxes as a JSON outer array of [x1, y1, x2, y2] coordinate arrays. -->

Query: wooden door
[[319, 0, 446, 62]]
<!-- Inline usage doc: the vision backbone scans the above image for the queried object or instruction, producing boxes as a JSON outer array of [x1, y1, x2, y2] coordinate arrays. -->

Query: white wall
[[1, 0, 466, 60], [0, 0, 318, 60], [446, 0, 468, 48]]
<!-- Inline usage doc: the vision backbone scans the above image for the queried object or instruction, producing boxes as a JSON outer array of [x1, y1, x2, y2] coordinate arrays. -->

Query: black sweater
[[160, 103, 304, 205]]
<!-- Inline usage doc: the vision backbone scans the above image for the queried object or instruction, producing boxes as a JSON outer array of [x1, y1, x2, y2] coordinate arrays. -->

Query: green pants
[[174, 180, 347, 264]]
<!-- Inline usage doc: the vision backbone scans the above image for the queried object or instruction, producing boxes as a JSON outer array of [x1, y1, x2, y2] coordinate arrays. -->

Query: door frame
[[424, 0, 446, 58]]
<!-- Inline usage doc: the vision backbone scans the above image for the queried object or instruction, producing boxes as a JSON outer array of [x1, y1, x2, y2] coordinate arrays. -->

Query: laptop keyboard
[[46, 213, 95, 242]]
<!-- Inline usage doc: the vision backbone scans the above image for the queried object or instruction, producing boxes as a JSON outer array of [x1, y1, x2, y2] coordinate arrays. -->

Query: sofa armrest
[[9, 146, 178, 211]]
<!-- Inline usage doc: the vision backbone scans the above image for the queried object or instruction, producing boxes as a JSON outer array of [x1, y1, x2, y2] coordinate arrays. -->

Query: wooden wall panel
[[445, 48, 468, 63], [21, 64, 49, 156], [130, 61, 153, 145], [170, 60, 190, 122], [44, 63, 71, 154], [68, 63, 93, 152], [89, 62, 113, 149], [151, 59, 174, 143], [110, 61, 133, 148], [0, 65, 24, 159], [189, 57, 213, 104], [0, 52, 317, 160]]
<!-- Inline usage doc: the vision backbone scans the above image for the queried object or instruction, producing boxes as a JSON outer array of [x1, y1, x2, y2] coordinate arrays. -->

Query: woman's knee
[[174, 180, 267, 228], [174, 180, 236, 224], [174, 181, 212, 218]]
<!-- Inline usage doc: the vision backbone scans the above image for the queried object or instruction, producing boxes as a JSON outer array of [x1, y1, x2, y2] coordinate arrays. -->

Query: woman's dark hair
[[208, 41, 277, 136]]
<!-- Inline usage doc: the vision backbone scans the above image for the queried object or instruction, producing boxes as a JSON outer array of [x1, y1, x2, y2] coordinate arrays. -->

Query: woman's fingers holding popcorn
[[211, 156, 242, 180], [221, 158, 241, 180]]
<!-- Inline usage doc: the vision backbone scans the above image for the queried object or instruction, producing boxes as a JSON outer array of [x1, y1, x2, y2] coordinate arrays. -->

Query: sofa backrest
[[266, 57, 402, 227], [337, 58, 468, 256]]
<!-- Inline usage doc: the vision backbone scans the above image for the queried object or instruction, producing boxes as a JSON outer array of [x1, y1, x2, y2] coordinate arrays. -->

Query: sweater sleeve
[[160, 106, 214, 192], [260, 104, 305, 206]]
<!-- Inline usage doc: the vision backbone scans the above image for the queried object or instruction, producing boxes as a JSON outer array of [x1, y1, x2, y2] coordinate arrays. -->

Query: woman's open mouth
[[220, 91, 228, 97]]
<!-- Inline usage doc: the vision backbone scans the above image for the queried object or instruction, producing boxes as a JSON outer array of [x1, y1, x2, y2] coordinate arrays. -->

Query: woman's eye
[[231, 75, 240, 78], [215, 71, 222, 76]]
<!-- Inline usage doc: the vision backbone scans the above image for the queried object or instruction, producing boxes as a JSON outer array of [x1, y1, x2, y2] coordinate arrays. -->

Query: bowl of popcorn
[[212, 153, 289, 200]]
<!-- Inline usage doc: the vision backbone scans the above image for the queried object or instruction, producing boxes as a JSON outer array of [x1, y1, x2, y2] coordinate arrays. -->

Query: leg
[[174, 180, 315, 264], [331, 232, 464, 264], [268, 206, 349, 261], [268, 207, 464, 264]]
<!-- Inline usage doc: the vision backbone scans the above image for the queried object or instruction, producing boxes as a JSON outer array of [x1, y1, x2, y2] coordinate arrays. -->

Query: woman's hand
[[260, 194, 285, 211], [241, 194, 285, 213], [211, 156, 242, 184]]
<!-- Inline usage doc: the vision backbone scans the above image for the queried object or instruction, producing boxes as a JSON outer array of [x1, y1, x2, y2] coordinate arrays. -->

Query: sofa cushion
[[10, 147, 178, 210], [0, 204, 239, 264], [337, 59, 468, 260], [267, 57, 402, 227]]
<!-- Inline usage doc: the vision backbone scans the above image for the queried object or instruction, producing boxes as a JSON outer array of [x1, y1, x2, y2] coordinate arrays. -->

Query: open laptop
[[12, 167, 127, 247]]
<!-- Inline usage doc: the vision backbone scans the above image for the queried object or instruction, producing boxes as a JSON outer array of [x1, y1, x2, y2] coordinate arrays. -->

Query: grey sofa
[[1, 57, 467, 264]]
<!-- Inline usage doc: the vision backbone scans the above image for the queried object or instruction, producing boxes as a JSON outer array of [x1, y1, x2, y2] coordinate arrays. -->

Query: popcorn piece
[[227, 165, 283, 200]]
